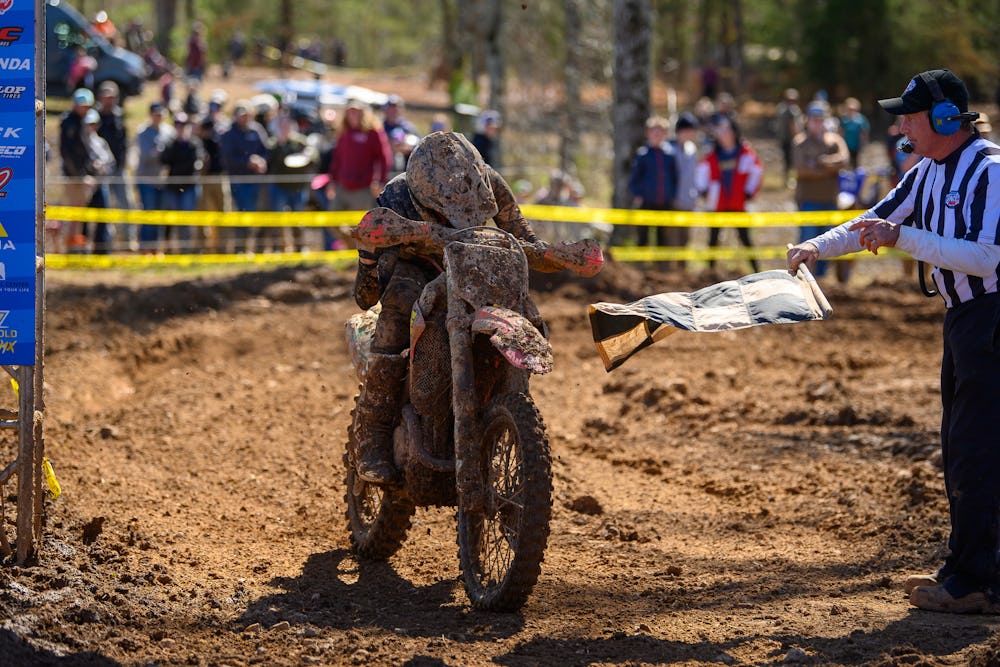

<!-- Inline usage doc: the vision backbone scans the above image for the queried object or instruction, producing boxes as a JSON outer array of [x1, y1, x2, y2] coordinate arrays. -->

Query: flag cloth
[[589, 269, 832, 372]]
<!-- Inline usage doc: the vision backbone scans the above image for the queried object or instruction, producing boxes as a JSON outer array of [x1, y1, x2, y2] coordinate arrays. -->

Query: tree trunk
[[611, 0, 651, 209], [560, 0, 582, 176], [483, 0, 504, 167], [729, 0, 745, 96], [278, 0, 294, 73], [155, 0, 178, 61]]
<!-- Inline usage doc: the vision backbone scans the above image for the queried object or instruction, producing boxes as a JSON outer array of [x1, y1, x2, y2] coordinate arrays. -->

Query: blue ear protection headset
[[921, 72, 966, 135]]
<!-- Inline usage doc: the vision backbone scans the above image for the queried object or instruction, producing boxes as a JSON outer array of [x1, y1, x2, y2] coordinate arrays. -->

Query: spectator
[[91, 10, 118, 43], [975, 113, 994, 142], [471, 110, 501, 167], [793, 102, 850, 281], [66, 45, 96, 93], [58, 88, 97, 249], [224, 31, 246, 78], [381, 95, 419, 138], [716, 92, 738, 122], [620, 115, 678, 260], [695, 114, 763, 273], [839, 97, 870, 169], [94, 81, 133, 250], [220, 101, 270, 253], [700, 63, 719, 100], [159, 113, 205, 253], [182, 78, 204, 116], [430, 113, 451, 133], [387, 128, 419, 179], [82, 108, 116, 253], [775, 88, 803, 187], [668, 111, 702, 270], [134, 102, 176, 252], [323, 99, 391, 242], [533, 169, 574, 242], [309, 108, 339, 249], [124, 19, 146, 54], [266, 113, 312, 252], [197, 116, 227, 253], [184, 21, 207, 81]]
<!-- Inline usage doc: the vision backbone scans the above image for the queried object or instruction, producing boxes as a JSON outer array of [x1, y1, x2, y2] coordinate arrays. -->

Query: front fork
[[447, 308, 485, 512]]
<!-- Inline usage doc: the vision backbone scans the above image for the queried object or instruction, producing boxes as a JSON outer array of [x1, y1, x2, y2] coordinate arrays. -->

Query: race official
[[787, 69, 1000, 614]]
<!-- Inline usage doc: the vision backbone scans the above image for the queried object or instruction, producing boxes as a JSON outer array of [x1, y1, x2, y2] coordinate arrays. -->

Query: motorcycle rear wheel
[[457, 392, 552, 611], [344, 402, 416, 560]]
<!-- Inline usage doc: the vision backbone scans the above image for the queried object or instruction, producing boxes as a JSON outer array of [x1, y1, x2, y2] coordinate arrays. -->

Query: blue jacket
[[628, 142, 678, 208], [220, 120, 270, 176]]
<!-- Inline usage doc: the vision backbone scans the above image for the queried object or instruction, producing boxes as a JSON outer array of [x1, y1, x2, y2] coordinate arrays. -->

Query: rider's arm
[[489, 168, 539, 243], [353, 248, 398, 310]]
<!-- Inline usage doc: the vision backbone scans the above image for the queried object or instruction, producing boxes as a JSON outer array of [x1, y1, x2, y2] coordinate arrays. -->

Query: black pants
[[938, 291, 1000, 599], [708, 226, 759, 273]]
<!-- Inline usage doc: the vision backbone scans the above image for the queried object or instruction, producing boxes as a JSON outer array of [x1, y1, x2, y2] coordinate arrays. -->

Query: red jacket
[[695, 142, 763, 212], [328, 127, 392, 191]]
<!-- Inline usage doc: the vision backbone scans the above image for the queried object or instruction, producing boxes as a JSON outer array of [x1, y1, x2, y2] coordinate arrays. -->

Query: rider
[[352, 131, 541, 485]]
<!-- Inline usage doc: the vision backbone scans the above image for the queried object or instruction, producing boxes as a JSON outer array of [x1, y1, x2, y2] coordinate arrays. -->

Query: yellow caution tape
[[45, 249, 359, 270], [46, 205, 866, 229], [42, 457, 61, 499]]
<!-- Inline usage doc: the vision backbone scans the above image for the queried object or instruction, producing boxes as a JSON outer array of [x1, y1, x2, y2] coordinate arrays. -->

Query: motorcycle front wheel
[[344, 401, 416, 560], [457, 392, 552, 612]]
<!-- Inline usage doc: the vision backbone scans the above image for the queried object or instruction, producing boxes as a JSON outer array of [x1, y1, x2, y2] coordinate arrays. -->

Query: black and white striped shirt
[[814, 133, 1000, 308]]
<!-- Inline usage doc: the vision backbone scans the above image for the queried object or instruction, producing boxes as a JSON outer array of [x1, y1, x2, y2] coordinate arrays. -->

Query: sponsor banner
[[0, 0, 35, 366]]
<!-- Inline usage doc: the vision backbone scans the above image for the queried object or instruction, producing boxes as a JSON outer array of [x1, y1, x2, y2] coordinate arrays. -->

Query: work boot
[[909, 584, 1000, 614], [903, 574, 937, 594], [353, 352, 408, 485]]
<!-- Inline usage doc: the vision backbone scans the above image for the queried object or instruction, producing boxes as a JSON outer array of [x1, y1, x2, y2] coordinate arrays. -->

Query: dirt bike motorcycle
[[344, 207, 603, 611]]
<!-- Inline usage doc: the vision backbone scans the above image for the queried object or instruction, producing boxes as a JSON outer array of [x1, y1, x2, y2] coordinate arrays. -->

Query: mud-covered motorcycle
[[344, 207, 602, 611]]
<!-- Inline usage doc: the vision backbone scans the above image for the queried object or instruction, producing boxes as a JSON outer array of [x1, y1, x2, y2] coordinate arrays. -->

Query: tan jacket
[[793, 130, 849, 205]]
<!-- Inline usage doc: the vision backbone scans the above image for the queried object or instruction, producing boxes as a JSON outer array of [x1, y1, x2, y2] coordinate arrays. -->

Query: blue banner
[[0, 0, 36, 365]]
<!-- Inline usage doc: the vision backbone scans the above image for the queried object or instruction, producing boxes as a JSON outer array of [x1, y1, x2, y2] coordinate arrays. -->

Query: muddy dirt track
[[2, 260, 1000, 667]]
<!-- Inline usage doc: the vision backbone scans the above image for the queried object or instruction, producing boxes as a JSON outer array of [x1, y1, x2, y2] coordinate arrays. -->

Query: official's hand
[[787, 242, 819, 275], [849, 218, 899, 255]]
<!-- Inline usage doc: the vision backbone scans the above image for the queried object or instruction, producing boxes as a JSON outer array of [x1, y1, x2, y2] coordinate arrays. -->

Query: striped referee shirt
[[813, 132, 1000, 308]]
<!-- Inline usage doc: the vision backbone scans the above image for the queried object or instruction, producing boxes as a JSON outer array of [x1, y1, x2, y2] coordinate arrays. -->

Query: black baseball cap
[[878, 69, 969, 115]]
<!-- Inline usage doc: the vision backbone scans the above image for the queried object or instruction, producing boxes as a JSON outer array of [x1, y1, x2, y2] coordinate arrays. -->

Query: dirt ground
[[0, 257, 998, 667], [10, 66, 1000, 667]]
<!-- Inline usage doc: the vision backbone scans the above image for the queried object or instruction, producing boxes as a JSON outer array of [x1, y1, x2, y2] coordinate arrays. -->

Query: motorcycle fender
[[471, 306, 553, 374]]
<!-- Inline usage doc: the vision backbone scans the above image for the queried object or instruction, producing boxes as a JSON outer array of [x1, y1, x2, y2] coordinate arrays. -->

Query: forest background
[[59, 0, 1000, 208]]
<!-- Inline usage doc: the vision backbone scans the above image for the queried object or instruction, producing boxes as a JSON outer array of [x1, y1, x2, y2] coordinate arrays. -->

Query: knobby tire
[[457, 392, 552, 612]]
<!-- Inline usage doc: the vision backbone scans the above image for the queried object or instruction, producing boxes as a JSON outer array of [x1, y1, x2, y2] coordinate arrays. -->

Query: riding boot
[[353, 352, 408, 485]]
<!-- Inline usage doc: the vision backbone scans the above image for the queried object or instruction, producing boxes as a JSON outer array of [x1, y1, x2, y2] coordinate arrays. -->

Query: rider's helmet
[[406, 131, 499, 229]]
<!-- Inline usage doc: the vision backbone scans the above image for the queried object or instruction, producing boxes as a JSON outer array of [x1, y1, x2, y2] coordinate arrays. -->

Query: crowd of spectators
[[56, 10, 955, 272], [54, 72, 507, 254]]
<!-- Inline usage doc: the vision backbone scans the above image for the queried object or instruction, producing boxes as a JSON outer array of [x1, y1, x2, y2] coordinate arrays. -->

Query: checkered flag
[[589, 269, 832, 372]]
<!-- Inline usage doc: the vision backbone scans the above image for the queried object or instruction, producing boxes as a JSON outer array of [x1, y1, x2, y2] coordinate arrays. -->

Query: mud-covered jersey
[[352, 167, 538, 310], [869, 133, 1000, 307]]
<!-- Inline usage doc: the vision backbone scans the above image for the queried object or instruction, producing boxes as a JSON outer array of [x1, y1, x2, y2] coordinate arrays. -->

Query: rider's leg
[[353, 261, 427, 484]]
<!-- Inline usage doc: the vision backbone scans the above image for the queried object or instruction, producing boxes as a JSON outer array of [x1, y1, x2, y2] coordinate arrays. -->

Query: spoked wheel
[[457, 392, 552, 611], [344, 400, 415, 560]]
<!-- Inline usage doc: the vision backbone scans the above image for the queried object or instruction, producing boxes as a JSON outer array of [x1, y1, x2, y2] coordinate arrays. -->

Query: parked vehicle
[[46, 0, 146, 98], [345, 207, 603, 611]]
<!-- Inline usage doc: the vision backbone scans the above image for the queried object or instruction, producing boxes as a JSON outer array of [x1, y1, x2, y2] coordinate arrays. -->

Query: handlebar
[[352, 207, 604, 278]]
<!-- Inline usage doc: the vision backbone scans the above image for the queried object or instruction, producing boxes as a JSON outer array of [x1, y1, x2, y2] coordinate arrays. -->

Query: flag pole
[[787, 244, 833, 318]]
